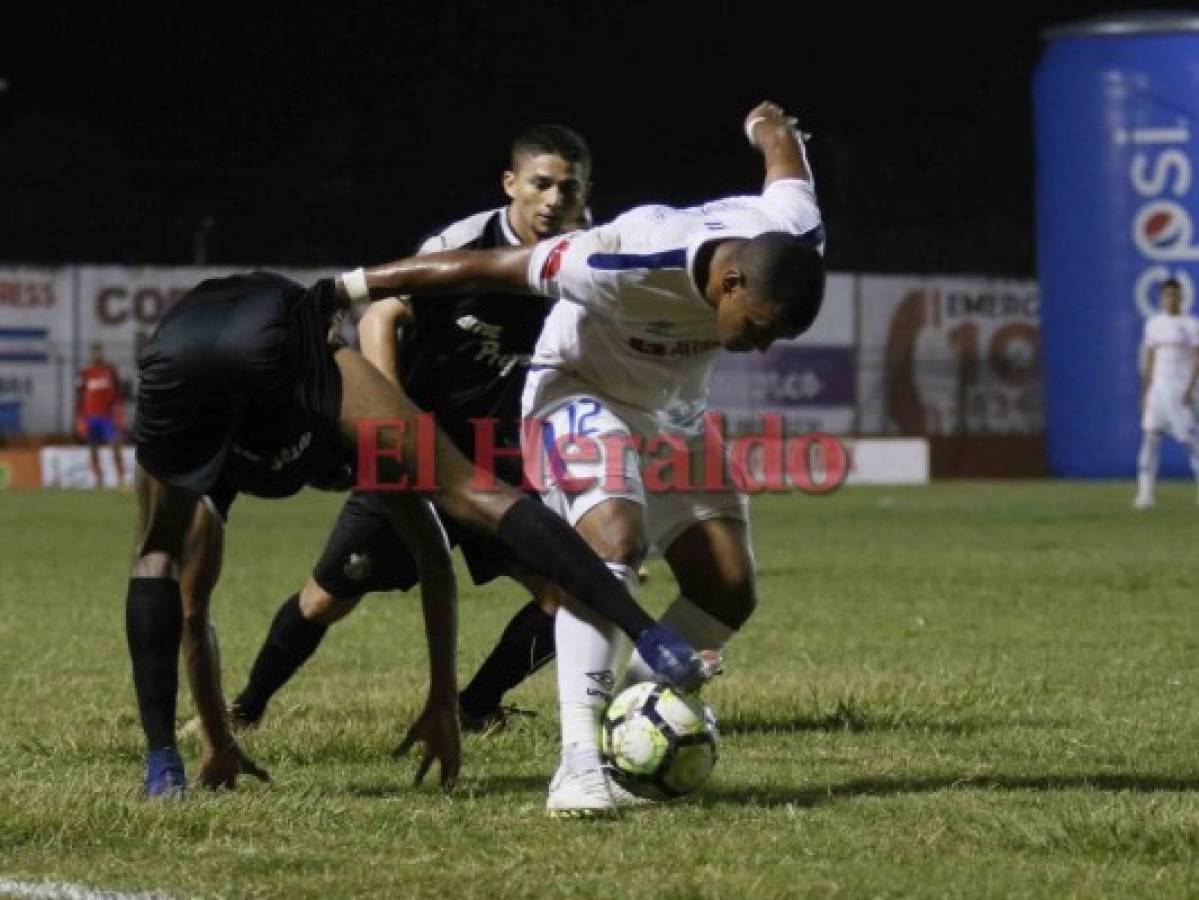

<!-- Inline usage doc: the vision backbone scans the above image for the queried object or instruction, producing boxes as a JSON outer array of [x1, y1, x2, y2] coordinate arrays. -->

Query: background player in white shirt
[[1134, 277, 1199, 508], [338, 100, 826, 816]]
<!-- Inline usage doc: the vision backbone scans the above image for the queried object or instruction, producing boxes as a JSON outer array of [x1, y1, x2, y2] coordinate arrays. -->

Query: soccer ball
[[600, 681, 719, 801]]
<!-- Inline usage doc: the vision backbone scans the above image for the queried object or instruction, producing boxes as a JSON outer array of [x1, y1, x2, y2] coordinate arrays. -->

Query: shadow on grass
[[332, 771, 1199, 806], [700, 773, 1199, 809], [720, 707, 1055, 736], [340, 773, 548, 799]]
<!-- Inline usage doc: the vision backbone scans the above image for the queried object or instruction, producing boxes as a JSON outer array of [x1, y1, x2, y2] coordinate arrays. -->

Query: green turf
[[2, 482, 1199, 898]]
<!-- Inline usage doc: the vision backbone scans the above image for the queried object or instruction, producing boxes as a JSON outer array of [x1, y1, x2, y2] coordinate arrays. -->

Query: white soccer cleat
[[1132, 494, 1154, 510], [546, 757, 619, 819], [606, 773, 652, 808]]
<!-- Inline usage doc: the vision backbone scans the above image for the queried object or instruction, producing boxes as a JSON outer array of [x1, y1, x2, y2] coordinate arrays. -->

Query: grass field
[[3, 482, 1199, 898]]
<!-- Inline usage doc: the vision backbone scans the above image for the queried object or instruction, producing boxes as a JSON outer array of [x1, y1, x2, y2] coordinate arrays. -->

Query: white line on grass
[[0, 878, 173, 900]]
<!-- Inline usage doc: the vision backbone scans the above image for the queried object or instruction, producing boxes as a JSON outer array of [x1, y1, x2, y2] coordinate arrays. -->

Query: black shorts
[[135, 272, 347, 499], [312, 480, 537, 598]]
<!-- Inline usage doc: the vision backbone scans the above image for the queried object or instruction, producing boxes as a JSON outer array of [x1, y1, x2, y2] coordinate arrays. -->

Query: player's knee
[[580, 517, 647, 568], [299, 578, 360, 625], [576, 501, 648, 567], [592, 533, 647, 569], [131, 550, 177, 579], [435, 480, 511, 535], [686, 572, 757, 629]]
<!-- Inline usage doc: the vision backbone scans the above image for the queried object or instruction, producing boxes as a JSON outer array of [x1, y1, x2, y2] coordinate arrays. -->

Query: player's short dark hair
[[740, 232, 826, 334], [1161, 276, 1182, 292], [511, 125, 591, 174]]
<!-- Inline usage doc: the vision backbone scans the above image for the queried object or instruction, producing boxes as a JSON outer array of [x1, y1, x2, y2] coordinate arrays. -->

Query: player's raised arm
[[744, 100, 812, 187], [336, 246, 535, 315]]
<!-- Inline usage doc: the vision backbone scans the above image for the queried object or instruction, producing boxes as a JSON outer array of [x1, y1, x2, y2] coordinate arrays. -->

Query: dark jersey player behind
[[227, 125, 589, 733]]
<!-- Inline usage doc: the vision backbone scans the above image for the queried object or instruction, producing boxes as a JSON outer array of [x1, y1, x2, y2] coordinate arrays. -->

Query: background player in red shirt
[[76, 342, 127, 489]]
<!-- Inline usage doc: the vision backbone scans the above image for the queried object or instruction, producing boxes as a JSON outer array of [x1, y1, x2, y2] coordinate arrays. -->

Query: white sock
[[556, 562, 637, 758], [1137, 431, 1161, 499], [620, 594, 736, 689]]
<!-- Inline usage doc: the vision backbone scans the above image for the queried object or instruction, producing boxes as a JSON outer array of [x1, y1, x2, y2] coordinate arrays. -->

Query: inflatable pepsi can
[[1035, 13, 1199, 476]]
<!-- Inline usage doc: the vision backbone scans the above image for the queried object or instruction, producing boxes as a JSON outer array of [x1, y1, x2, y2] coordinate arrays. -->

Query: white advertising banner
[[0, 267, 76, 433], [856, 276, 1041, 435], [0, 267, 1048, 450], [842, 438, 929, 485]]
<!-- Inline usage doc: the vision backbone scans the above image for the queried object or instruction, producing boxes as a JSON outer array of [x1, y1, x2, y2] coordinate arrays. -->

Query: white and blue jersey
[[524, 178, 823, 428]]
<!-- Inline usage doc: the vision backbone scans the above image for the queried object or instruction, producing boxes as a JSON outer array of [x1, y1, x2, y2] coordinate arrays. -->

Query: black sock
[[233, 593, 328, 722], [126, 577, 183, 752], [460, 601, 555, 718], [496, 498, 654, 639]]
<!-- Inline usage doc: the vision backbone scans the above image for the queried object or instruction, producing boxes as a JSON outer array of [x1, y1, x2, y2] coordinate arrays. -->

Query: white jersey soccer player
[[341, 100, 826, 816], [1134, 278, 1199, 508], [518, 107, 823, 816], [522, 177, 823, 548]]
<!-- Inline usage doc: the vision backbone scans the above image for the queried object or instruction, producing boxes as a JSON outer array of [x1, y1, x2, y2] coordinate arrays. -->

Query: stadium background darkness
[[1, 1, 1143, 274]]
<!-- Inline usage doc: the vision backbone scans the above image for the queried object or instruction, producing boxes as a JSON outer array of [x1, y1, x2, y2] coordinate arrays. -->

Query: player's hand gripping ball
[[600, 682, 719, 800]]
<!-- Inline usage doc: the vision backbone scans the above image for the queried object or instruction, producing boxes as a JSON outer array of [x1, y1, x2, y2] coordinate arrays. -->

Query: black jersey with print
[[397, 208, 551, 478]]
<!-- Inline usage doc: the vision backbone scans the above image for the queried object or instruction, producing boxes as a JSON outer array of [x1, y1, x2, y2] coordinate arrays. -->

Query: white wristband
[[340, 267, 370, 305], [746, 115, 810, 148], [744, 116, 767, 147]]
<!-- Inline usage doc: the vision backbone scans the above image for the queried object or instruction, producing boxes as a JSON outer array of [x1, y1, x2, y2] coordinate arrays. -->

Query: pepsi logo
[[1132, 201, 1199, 262], [1142, 208, 1185, 249]]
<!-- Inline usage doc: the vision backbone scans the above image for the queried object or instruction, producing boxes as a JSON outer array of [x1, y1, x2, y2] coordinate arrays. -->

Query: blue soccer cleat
[[144, 747, 186, 798], [634, 623, 722, 692]]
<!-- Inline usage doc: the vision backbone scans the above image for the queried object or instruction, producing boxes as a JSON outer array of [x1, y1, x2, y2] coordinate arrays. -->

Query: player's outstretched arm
[[179, 502, 270, 789], [336, 246, 535, 315], [358, 297, 414, 387], [744, 100, 812, 187], [382, 495, 461, 791]]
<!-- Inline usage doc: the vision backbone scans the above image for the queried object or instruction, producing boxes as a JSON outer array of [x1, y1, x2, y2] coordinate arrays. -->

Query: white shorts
[[521, 368, 749, 554], [1142, 386, 1196, 442]]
